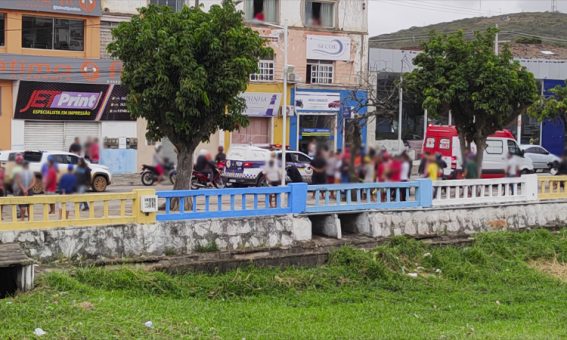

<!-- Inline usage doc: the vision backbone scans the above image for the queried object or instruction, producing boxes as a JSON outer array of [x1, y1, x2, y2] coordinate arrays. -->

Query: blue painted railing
[[156, 183, 307, 221], [156, 180, 432, 221], [305, 179, 432, 213]]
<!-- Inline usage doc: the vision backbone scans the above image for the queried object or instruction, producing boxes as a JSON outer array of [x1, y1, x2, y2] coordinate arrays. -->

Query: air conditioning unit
[[287, 73, 298, 83]]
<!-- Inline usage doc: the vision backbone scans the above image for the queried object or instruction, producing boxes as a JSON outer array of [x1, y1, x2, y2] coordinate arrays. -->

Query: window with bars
[[306, 60, 333, 84], [250, 60, 275, 81]]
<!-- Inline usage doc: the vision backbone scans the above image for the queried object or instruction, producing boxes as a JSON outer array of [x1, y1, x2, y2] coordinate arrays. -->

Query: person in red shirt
[[89, 138, 100, 164], [44, 158, 58, 214], [389, 155, 403, 182]]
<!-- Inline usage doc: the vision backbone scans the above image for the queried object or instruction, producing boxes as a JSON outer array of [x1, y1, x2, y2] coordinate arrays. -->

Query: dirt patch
[[529, 258, 567, 282]]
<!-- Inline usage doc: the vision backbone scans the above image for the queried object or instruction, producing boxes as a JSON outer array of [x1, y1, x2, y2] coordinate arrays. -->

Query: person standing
[[75, 158, 91, 211], [83, 137, 93, 162], [506, 152, 519, 178], [262, 154, 282, 208], [307, 139, 317, 158], [44, 158, 58, 214], [15, 161, 35, 221], [69, 137, 82, 156], [463, 153, 478, 179], [310, 149, 327, 186], [215, 146, 226, 163], [400, 152, 412, 201], [89, 138, 100, 164], [425, 153, 440, 181], [58, 165, 78, 219]]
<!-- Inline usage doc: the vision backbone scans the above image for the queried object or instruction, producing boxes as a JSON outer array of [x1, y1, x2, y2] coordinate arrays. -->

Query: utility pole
[[494, 24, 499, 55]]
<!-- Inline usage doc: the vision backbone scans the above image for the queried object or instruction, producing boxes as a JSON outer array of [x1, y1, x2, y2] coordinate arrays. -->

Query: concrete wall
[[0, 215, 312, 262], [5, 199, 567, 264]]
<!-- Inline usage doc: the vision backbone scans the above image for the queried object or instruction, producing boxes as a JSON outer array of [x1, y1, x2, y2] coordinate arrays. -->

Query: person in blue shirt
[[58, 164, 78, 219]]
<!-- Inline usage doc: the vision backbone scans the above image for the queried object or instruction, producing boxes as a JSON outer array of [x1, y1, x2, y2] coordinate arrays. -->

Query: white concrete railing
[[432, 175, 538, 207]]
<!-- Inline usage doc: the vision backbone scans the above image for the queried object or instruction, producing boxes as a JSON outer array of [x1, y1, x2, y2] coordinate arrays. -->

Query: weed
[[194, 241, 219, 253]]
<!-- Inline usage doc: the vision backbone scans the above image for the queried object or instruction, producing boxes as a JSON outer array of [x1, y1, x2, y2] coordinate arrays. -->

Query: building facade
[[0, 0, 140, 174], [368, 47, 567, 157]]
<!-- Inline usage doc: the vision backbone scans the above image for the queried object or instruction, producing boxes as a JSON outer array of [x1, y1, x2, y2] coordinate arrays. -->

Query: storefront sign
[[306, 35, 351, 61], [14, 81, 133, 121], [301, 128, 331, 137], [241, 92, 282, 117], [0, 0, 101, 16], [295, 91, 341, 112], [0, 54, 122, 85]]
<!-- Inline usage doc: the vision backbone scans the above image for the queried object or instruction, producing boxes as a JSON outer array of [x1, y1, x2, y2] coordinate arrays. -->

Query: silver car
[[519, 145, 560, 174]]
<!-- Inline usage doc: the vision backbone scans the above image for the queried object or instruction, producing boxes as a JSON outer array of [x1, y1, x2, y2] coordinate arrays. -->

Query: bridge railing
[[432, 175, 538, 206], [0, 189, 155, 230], [305, 180, 432, 213], [538, 176, 567, 200], [156, 183, 308, 221]]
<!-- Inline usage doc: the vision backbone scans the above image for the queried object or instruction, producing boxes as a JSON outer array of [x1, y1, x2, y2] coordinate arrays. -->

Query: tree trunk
[[171, 142, 197, 211], [174, 144, 195, 191], [473, 136, 486, 178]]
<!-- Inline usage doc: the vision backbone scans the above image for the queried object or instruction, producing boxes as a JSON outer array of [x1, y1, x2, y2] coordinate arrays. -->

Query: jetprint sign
[[306, 35, 351, 61], [0, 0, 101, 17], [15, 81, 133, 121]]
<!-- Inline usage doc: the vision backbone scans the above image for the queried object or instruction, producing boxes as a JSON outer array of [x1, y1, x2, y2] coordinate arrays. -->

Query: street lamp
[[251, 19, 288, 186]]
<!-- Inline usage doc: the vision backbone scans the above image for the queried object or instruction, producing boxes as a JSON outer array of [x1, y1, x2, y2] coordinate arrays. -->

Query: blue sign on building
[[290, 88, 368, 153]]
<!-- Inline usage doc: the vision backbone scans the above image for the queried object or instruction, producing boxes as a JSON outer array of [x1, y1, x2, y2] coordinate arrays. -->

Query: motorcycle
[[191, 166, 224, 189], [141, 162, 176, 186]]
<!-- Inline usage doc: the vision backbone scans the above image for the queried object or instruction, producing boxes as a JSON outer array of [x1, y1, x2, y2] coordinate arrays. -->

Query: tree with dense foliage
[[404, 28, 538, 176], [108, 1, 269, 189]]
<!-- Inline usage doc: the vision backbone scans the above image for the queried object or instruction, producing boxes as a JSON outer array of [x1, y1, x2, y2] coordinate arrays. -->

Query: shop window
[[0, 13, 5, 46], [250, 59, 275, 82], [306, 60, 333, 84], [150, 0, 185, 11], [305, 0, 334, 27], [22, 16, 84, 51], [245, 0, 278, 23]]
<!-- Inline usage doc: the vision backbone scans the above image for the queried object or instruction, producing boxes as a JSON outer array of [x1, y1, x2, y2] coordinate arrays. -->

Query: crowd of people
[[0, 153, 92, 221], [69, 137, 100, 164], [306, 146, 416, 186]]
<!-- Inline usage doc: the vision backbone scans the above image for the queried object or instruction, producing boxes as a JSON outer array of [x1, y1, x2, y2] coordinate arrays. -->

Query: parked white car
[[0, 150, 112, 192], [520, 145, 561, 174]]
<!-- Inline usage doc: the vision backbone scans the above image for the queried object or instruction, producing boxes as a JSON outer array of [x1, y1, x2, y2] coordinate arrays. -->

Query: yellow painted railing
[[0, 189, 156, 231], [538, 176, 567, 200]]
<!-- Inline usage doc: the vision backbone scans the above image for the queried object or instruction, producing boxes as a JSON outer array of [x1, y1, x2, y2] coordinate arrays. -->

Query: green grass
[[3, 229, 567, 339]]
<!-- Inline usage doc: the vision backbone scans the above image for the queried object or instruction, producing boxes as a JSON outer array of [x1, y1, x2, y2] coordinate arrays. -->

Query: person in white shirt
[[262, 154, 283, 207]]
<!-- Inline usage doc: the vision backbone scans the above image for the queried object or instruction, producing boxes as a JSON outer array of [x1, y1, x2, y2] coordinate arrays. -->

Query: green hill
[[370, 12, 567, 49]]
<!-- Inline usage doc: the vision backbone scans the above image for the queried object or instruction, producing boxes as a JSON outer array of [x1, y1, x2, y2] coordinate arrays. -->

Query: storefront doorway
[[298, 114, 337, 154], [24, 121, 101, 151]]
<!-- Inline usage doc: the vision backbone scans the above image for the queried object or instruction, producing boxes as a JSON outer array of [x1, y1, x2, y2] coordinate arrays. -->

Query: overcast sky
[[368, 0, 567, 36]]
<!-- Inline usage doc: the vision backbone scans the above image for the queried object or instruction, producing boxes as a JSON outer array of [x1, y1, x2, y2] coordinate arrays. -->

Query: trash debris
[[78, 301, 94, 310], [33, 328, 47, 337], [435, 268, 442, 274], [423, 252, 432, 257], [496, 300, 501, 305], [144, 321, 154, 329], [407, 272, 418, 278]]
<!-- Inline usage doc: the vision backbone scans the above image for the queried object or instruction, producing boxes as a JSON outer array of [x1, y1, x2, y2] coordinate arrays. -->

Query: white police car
[[222, 145, 313, 186]]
